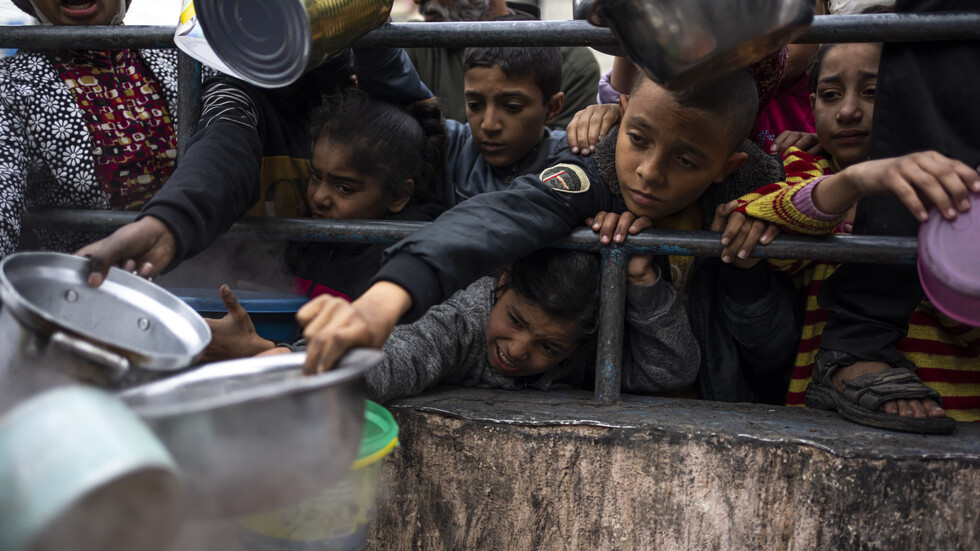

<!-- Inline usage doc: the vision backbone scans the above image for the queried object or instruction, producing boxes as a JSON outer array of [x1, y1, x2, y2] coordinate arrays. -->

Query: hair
[[632, 69, 759, 151], [463, 46, 563, 103], [496, 249, 601, 338], [309, 88, 445, 205]]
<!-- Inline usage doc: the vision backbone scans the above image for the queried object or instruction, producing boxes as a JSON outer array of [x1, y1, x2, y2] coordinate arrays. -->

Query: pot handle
[[50, 331, 130, 383]]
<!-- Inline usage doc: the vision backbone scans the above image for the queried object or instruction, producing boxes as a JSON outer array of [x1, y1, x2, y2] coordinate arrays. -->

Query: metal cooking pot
[[0, 386, 183, 551], [578, 0, 813, 89], [119, 350, 379, 518], [0, 252, 211, 397]]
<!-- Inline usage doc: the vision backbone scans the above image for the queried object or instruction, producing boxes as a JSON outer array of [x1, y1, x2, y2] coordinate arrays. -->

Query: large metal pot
[[119, 350, 379, 518], [578, 0, 814, 89], [0, 252, 211, 400], [0, 386, 183, 551]]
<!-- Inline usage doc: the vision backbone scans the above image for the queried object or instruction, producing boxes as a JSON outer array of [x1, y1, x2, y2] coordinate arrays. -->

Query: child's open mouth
[[491, 343, 521, 374], [60, 0, 100, 18]]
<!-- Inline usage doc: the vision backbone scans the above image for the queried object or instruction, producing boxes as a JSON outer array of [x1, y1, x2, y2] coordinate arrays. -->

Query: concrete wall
[[366, 389, 980, 551]]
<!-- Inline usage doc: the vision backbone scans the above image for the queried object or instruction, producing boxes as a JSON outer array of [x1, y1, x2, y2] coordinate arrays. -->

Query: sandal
[[805, 349, 956, 435]]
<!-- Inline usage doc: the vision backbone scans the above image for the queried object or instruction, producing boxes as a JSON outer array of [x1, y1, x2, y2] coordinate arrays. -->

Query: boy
[[440, 46, 566, 206], [299, 69, 802, 403]]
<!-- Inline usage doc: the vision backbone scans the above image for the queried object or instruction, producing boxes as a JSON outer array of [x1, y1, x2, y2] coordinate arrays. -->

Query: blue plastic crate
[[167, 288, 309, 343]]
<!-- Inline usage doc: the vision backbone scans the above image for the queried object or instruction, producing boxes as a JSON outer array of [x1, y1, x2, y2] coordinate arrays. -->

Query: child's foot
[[830, 360, 947, 419]]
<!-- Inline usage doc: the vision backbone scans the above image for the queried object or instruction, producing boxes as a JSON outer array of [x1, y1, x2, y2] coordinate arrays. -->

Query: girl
[[282, 248, 699, 404], [722, 41, 980, 433], [203, 88, 446, 361]]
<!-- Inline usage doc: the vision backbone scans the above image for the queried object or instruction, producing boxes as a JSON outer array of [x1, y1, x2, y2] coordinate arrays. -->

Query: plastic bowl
[[917, 193, 980, 326], [235, 400, 399, 551], [167, 287, 308, 342]]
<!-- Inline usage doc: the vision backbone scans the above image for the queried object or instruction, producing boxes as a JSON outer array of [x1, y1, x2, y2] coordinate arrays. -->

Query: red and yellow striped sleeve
[[733, 148, 841, 235]]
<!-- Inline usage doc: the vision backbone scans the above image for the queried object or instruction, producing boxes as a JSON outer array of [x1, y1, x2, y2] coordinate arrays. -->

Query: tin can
[[195, 0, 394, 88]]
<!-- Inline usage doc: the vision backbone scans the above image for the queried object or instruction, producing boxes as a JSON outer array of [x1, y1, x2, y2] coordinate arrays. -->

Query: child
[[296, 68, 801, 405], [440, 46, 566, 206], [274, 248, 698, 403], [724, 41, 980, 432], [202, 88, 445, 362]]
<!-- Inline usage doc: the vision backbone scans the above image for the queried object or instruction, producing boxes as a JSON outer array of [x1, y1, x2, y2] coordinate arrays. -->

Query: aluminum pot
[[0, 252, 211, 397], [119, 350, 378, 518], [0, 386, 183, 551], [578, 0, 814, 89]]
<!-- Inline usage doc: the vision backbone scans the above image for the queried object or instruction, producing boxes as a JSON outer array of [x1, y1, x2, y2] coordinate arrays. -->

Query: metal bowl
[[119, 350, 379, 518], [0, 252, 211, 389], [582, 0, 814, 89]]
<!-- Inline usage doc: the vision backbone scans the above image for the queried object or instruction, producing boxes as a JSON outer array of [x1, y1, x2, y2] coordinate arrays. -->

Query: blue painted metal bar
[[176, 51, 202, 160], [595, 247, 628, 405]]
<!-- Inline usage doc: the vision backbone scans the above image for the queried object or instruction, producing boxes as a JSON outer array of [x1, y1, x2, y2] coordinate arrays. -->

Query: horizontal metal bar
[[1, 13, 979, 50], [23, 209, 917, 264]]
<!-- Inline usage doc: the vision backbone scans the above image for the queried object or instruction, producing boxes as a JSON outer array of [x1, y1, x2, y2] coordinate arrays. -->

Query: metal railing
[[6, 12, 977, 404]]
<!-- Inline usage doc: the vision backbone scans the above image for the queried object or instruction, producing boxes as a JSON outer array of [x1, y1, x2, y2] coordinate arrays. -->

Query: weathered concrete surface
[[365, 388, 980, 551]]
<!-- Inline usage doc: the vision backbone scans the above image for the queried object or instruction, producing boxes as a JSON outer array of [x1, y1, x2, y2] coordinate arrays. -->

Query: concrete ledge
[[366, 388, 980, 551]]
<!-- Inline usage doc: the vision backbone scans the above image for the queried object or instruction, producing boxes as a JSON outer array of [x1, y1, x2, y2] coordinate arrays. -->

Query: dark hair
[[497, 249, 601, 338], [807, 41, 884, 95], [632, 69, 759, 151], [463, 47, 562, 103], [309, 88, 445, 205]]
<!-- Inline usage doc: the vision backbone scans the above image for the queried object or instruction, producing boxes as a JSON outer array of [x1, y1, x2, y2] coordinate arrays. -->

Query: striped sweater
[[736, 148, 980, 422]]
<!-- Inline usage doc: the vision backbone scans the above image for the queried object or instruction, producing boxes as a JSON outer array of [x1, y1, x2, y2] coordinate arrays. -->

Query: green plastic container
[[236, 401, 398, 551]]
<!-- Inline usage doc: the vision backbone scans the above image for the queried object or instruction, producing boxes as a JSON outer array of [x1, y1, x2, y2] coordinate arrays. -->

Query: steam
[[156, 237, 294, 294]]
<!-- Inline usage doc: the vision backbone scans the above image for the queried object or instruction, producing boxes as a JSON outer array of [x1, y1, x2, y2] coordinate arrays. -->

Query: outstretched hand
[[711, 201, 780, 269], [567, 104, 621, 156], [202, 285, 275, 363], [815, 151, 980, 221], [76, 216, 176, 287], [297, 281, 411, 374], [587, 211, 653, 245]]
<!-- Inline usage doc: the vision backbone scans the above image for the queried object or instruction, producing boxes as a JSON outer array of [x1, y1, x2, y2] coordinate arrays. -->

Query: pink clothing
[[751, 75, 816, 152]]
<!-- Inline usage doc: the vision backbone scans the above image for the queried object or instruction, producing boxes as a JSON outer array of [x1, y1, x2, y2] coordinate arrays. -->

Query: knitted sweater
[[735, 148, 980, 422], [366, 273, 699, 404]]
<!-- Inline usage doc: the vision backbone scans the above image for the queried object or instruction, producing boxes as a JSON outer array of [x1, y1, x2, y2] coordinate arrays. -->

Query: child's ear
[[543, 92, 565, 126], [618, 92, 629, 113], [387, 180, 414, 214], [809, 92, 816, 112], [712, 151, 749, 183]]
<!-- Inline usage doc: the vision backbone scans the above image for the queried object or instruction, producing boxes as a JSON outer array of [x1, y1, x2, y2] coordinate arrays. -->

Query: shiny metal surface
[[0, 253, 210, 389], [195, 0, 393, 88], [119, 350, 378, 518], [585, 0, 814, 89]]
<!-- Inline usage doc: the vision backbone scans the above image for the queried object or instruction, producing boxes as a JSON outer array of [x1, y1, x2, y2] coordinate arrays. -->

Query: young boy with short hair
[[440, 46, 566, 206], [299, 67, 802, 402]]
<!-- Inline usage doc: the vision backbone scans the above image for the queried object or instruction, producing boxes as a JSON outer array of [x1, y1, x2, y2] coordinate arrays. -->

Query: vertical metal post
[[176, 51, 202, 160], [594, 247, 628, 405]]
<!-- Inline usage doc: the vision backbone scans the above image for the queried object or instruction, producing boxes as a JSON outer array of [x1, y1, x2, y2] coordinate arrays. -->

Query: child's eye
[[309, 172, 322, 183], [504, 103, 524, 113], [335, 184, 354, 194], [676, 156, 698, 170], [466, 101, 484, 112], [863, 86, 876, 98], [627, 132, 646, 146], [508, 313, 523, 328], [819, 90, 841, 101]]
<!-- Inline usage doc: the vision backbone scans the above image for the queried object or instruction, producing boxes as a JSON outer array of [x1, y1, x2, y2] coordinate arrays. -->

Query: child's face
[[307, 139, 409, 220], [464, 66, 563, 168], [484, 286, 584, 378], [615, 80, 746, 220], [33, 0, 121, 25], [810, 43, 880, 169]]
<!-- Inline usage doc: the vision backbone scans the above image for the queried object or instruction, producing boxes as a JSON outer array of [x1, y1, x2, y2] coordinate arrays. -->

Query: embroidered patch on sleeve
[[539, 164, 591, 193]]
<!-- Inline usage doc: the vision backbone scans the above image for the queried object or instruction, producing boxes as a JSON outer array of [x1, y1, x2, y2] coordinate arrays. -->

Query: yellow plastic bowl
[[236, 400, 398, 550]]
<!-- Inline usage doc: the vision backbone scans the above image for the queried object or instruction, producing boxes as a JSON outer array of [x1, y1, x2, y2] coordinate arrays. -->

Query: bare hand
[[587, 211, 653, 245], [712, 201, 780, 269], [567, 104, 621, 155], [76, 216, 176, 287], [202, 285, 275, 362], [770, 130, 822, 156], [816, 151, 980, 221], [627, 255, 659, 286], [297, 281, 410, 374]]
